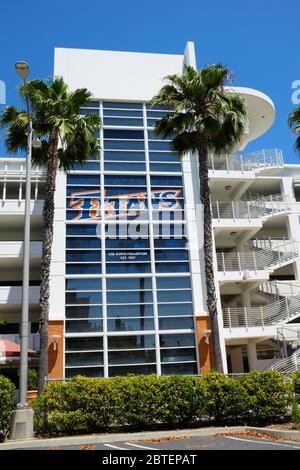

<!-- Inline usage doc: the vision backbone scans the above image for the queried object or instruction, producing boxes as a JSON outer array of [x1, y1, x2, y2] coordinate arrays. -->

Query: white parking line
[[225, 436, 300, 450], [126, 442, 159, 450], [104, 443, 128, 450]]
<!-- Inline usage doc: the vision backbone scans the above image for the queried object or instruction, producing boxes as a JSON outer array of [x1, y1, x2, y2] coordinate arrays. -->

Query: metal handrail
[[212, 194, 291, 220], [217, 241, 299, 272], [223, 296, 300, 329], [208, 148, 283, 172], [268, 349, 300, 373]]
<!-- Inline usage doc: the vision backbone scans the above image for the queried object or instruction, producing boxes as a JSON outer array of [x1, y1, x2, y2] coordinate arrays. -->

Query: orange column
[[48, 321, 64, 379], [195, 316, 214, 373]]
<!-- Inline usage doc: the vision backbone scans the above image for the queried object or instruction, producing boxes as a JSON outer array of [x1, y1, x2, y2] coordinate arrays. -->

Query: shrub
[[201, 371, 251, 424], [0, 375, 15, 441], [291, 398, 300, 429], [239, 370, 293, 425], [28, 369, 38, 390], [33, 371, 295, 437]]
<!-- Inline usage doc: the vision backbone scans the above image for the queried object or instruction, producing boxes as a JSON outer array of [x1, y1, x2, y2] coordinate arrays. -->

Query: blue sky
[[0, 0, 299, 162]]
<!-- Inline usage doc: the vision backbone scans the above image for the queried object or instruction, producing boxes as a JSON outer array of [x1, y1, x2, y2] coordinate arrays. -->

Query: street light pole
[[10, 61, 34, 440]]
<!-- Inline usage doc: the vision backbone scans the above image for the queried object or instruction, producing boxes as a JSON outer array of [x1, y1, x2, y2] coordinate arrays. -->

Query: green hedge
[[0, 375, 15, 441], [33, 371, 294, 437]]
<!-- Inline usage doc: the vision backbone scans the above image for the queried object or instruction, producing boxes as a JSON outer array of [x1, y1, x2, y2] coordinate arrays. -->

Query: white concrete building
[[1, 41, 300, 384]]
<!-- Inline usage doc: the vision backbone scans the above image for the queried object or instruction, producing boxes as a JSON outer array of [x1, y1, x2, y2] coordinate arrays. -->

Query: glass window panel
[[108, 335, 155, 350], [104, 151, 145, 161], [151, 175, 182, 187], [148, 141, 173, 151], [65, 352, 103, 366], [103, 109, 143, 117], [66, 251, 101, 262], [103, 102, 143, 110], [65, 337, 103, 351], [105, 175, 146, 186], [70, 162, 100, 171], [161, 363, 197, 376], [107, 278, 152, 291], [106, 263, 151, 274], [106, 238, 150, 249], [66, 291, 102, 305], [149, 152, 180, 163], [160, 348, 196, 363], [109, 365, 156, 376], [107, 318, 154, 331], [107, 291, 153, 304], [106, 250, 150, 262], [155, 262, 189, 273], [104, 162, 146, 171], [66, 278, 101, 291], [67, 174, 100, 185], [108, 350, 156, 365], [66, 224, 98, 236], [158, 303, 193, 316], [66, 306, 102, 319], [107, 304, 153, 318], [159, 317, 194, 330], [150, 163, 181, 172], [154, 238, 186, 248], [147, 118, 161, 127], [153, 224, 186, 237], [78, 108, 100, 116], [81, 101, 100, 108], [156, 277, 191, 289], [104, 129, 144, 140], [66, 319, 103, 333], [66, 237, 101, 249], [159, 333, 196, 348], [66, 264, 101, 275], [155, 250, 189, 261], [157, 290, 192, 303], [65, 368, 104, 379], [103, 117, 143, 126], [104, 140, 145, 150]]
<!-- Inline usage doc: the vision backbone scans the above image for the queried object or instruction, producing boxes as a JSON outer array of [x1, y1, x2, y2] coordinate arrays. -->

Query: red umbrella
[[0, 339, 36, 364]]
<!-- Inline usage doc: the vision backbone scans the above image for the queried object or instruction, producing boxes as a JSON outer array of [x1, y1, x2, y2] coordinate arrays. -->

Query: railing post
[[222, 252, 226, 273], [253, 251, 257, 273], [260, 306, 264, 329], [211, 154, 215, 172], [237, 251, 242, 272], [247, 201, 251, 220], [216, 201, 220, 222], [285, 297, 290, 321], [228, 307, 232, 331], [231, 201, 235, 220], [225, 154, 229, 172], [244, 307, 248, 331]]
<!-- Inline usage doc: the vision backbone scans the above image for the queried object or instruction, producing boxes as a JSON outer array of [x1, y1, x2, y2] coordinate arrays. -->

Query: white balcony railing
[[208, 149, 284, 172], [212, 194, 291, 221], [223, 296, 300, 329], [217, 241, 299, 273], [267, 349, 300, 374]]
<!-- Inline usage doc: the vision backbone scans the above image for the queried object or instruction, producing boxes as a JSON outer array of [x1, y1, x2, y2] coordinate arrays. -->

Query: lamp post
[[10, 61, 34, 440]]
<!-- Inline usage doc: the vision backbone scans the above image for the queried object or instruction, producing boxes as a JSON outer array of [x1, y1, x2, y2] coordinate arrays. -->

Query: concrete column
[[281, 178, 300, 280], [247, 342, 257, 371], [230, 347, 244, 373]]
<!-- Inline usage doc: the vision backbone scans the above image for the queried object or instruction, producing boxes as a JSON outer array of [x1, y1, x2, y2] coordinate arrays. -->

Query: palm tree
[[0, 78, 101, 393], [151, 64, 247, 373], [288, 106, 300, 153]]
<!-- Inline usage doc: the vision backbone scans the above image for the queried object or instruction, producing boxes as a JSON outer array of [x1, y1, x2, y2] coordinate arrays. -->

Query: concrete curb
[[1, 425, 300, 449]]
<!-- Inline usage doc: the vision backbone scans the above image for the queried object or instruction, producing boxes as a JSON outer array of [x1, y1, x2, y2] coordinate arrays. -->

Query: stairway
[[267, 349, 300, 374]]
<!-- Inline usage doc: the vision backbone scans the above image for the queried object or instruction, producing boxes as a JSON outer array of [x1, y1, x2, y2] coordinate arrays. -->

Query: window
[[66, 238, 101, 249], [103, 102, 143, 110], [108, 335, 155, 350], [108, 350, 156, 365], [155, 250, 189, 261], [161, 363, 197, 375], [106, 263, 151, 274], [159, 333, 196, 348], [66, 368, 104, 379], [107, 318, 154, 332], [105, 175, 147, 186], [65, 337, 103, 351], [103, 117, 143, 127], [66, 224, 98, 236], [104, 151, 145, 161], [65, 319, 103, 333], [151, 175, 182, 187], [160, 348, 196, 363], [65, 352, 104, 366], [107, 291, 153, 304], [157, 303, 193, 316], [156, 277, 191, 289], [66, 306, 102, 318], [107, 304, 153, 318], [66, 278, 101, 291], [66, 264, 101, 274], [104, 129, 144, 140], [67, 174, 100, 185], [149, 152, 180, 163], [157, 290, 192, 303], [104, 162, 146, 171], [104, 140, 145, 150], [66, 251, 101, 262], [159, 317, 194, 330], [107, 278, 152, 290], [155, 262, 190, 273], [66, 292, 102, 305], [109, 365, 156, 376], [103, 109, 143, 117]]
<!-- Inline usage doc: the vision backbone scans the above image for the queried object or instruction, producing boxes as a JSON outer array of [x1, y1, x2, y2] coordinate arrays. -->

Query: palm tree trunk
[[38, 131, 59, 395], [197, 140, 224, 373]]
